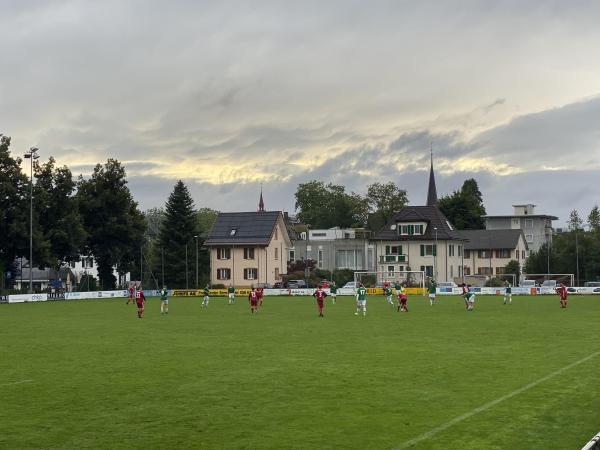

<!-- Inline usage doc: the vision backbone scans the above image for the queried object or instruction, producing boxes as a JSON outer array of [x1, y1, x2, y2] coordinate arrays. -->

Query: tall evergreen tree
[[77, 159, 146, 289], [438, 178, 486, 229], [0, 134, 30, 290], [158, 181, 198, 288]]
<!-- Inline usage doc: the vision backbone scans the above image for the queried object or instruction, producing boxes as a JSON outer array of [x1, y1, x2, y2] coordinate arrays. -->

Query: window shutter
[[409, 225, 414, 235], [433, 245, 437, 256], [420, 245, 425, 256], [398, 245, 402, 255]]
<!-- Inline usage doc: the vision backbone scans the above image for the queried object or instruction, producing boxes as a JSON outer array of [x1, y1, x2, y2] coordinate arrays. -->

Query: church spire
[[426, 144, 438, 206], [258, 185, 265, 212]]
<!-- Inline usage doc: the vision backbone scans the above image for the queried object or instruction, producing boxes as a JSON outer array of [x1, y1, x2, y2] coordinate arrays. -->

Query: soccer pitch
[[1, 295, 599, 450]]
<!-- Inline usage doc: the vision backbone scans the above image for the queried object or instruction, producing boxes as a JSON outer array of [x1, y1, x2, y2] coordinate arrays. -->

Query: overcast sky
[[2, 1, 600, 226]]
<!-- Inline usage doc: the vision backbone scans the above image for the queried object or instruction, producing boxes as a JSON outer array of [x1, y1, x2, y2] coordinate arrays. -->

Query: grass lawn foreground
[[1, 294, 599, 450]]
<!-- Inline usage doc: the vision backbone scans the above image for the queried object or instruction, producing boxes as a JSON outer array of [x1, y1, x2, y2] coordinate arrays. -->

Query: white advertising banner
[[8, 293, 48, 303]]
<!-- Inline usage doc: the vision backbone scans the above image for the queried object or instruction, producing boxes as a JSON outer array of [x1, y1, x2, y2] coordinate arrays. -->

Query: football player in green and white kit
[[384, 283, 394, 305], [159, 286, 169, 315], [504, 281, 512, 305], [355, 283, 367, 316], [227, 284, 235, 304], [329, 281, 338, 304], [202, 284, 210, 307], [428, 279, 437, 306]]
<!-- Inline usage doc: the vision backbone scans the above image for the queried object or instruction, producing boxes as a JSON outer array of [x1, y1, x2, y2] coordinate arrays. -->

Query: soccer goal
[[521, 273, 575, 286], [353, 271, 426, 290]]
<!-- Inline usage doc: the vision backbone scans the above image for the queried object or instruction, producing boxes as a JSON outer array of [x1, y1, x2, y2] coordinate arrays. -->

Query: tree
[[504, 260, 521, 282], [438, 178, 486, 229], [77, 159, 146, 289], [33, 157, 86, 269], [158, 181, 198, 288], [365, 182, 408, 230], [567, 209, 583, 231], [588, 206, 600, 233], [295, 181, 366, 228], [0, 134, 30, 291], [196, 207, 219, 235]]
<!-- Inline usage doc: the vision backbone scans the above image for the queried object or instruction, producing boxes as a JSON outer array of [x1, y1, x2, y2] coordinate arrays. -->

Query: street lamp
[[185, 243, 189, 289], [194, 235, 199, 289], [23, 147, 39, 294], [433, 227, 438, 281]]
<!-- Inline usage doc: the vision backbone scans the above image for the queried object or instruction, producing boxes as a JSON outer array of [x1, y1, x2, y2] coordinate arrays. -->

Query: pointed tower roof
[[258, 186, 265, 212], [426, 147, 438, 206]]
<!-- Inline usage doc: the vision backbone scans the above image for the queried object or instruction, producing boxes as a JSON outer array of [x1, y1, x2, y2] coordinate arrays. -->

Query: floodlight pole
[[433, 227, 438, 281], [24, 147, 39, 294], [194, 235, 199, 289], [185, 244, 189, 289], [575, 229, 579, 286]]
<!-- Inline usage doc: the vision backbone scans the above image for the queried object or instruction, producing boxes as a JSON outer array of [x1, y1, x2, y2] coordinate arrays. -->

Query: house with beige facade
[[458, 229, 528, 279], [372, 157, 466, 283], [204, 208, 291, 287]]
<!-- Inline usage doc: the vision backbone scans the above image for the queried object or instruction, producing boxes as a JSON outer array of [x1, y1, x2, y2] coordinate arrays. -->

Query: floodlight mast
[[24, 147, 39, 294]]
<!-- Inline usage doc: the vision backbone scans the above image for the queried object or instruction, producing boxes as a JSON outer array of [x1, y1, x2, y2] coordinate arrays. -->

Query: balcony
[[379, 254, 408, 263]]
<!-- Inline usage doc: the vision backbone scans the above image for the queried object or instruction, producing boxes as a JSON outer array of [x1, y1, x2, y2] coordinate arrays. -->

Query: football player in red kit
[[557, 282, 568, 308], [126, 283, 135, 304], [249, 288, 259, 314], [257, 287, 265, 307], [313, 285, 327, 317], [135, 287, 146, 318]]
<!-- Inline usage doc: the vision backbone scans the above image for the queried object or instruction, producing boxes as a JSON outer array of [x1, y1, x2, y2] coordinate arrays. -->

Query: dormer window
[[399, 223, 425, 236]]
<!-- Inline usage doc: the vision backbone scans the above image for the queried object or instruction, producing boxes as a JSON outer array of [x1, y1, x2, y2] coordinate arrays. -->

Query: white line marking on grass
[[0, 379, 33, 387], [393, 351, 600, 449]]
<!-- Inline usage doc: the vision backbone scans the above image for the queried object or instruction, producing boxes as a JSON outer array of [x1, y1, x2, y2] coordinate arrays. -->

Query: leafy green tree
[[567, 209, 583, 231], [77, 159, 146, 289], [196, 207, 219, 235], [438, 178, 486, 229], [295, 181, 366, 228], [0, 134, 30, 291], [366, 182, 408, 230], [33, 157, 86, 269], [588, 206, 600, 233], [158, 181, 198, 288], [504, 259, 521, 282]]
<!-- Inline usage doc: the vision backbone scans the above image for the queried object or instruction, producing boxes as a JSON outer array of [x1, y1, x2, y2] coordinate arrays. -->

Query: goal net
[[353, 271, 426, 290]]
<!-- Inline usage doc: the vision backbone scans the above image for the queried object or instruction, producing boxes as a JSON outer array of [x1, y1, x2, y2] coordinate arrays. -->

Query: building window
[[522, 250, 526, 259], [525, 234, 533, 243], [218, 248, 231, 260], [83, 257, 94, 268], [243, 248, 255, 260], [525, 219, 533, 228], [496, 267, 506, 275], [230, 228, 237, 236], [420, 265, 434, 277], [458, 245, 463, 257], [464, 249, 471, 259], [317, 249, 323, 268], [464, 266, 471, 275], [288, 249, 295, 262], [477, 267, 493, 275], [312, 232, 326, 237], [217, 268, 231, 280], [336, 250, 363, 269], [414, 224, 423, 235], [275, 248, 279, 260], [512, 219, 520, 226], [274, 227, 278, 240], [478, 250, 491, 259], [387, 265, 395, 277], [420, 244, 437, 256], [448, 244, 455, 257], [385, 245, 402, 255], [244, 268, 258, 280], [496, 249, 511, 258]]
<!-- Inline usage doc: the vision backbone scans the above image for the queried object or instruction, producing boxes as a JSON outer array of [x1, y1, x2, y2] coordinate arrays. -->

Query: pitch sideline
[[393, 350, 600, 449]]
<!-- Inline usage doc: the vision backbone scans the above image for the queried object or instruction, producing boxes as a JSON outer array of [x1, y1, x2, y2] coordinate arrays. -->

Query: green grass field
[[1, 294, 599, 450]]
